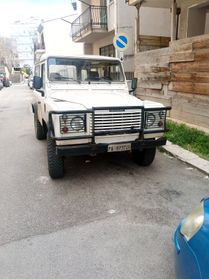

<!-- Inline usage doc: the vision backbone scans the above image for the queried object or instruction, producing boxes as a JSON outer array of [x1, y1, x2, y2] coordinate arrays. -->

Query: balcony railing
[[72, 5, 108, 41]]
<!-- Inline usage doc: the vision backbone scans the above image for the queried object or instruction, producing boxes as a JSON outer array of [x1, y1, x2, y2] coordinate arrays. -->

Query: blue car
[[174, 198, 209, 279]]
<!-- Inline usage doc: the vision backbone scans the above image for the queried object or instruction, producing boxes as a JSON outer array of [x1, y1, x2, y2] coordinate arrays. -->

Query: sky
[[0, 0, 83, 55], [0, 0, 77, 37]]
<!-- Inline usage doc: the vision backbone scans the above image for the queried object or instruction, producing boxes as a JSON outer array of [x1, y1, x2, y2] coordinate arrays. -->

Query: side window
[[41, 64, 45, 89], [34, 65, 40, 77]]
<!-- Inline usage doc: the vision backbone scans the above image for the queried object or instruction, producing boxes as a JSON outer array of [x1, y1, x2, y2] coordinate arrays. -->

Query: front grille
[[94, 108, 142, 135]]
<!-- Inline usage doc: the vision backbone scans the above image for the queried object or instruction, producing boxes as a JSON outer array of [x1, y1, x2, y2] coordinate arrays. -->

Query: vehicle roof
[[37, 53, 121, 63]]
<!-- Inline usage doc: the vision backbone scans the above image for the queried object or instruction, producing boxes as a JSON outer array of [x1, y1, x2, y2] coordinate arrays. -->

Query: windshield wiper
[[52, 77, 81, 83], [100, 77, 112, 84]]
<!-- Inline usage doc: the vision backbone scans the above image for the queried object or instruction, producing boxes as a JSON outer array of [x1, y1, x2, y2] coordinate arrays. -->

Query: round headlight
[[159, 111, 165, 119], [180, 201, 204, 241], [70, 116, 84, 131], [146, 113, 156, 127]]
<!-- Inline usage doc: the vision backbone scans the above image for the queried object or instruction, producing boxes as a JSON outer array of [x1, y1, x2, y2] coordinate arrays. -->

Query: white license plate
[[108, 143, 131, 153]]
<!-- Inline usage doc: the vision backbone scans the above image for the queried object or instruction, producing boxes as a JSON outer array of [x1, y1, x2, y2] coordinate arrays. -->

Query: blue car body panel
[[174, 227, 202, 279], [174, 198, 209, 279]]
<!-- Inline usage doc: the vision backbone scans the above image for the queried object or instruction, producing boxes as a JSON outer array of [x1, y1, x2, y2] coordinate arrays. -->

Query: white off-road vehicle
[[32, 53, 171, 178]]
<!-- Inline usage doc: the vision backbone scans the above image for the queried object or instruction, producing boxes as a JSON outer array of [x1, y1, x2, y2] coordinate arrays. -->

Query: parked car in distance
[[28, 75, 33, 89], [0, 73, 10, 87], [0, 80, 3, 90], [174, 198, 209, 279]]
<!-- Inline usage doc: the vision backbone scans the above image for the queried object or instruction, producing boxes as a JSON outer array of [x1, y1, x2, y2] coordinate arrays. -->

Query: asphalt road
[[0, 84, 209, 279]]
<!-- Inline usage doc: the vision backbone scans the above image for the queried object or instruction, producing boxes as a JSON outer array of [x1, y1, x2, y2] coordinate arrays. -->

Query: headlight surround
[[50, 112, 92, 138], [144, 110, 166, 131], [60, 113, 86, 134], [180, 201, 204, 241]]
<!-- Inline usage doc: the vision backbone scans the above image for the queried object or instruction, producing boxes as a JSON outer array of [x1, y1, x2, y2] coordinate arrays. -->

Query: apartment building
[[11, 17, 40, 68], [71, 0, 170, 78], [178, 0, 209, 38], [129, 0, 209, 41]]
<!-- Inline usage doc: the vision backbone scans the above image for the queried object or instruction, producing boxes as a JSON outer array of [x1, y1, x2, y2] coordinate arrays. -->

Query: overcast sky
[[0, 0, 83, 55], [0, 0, 77, 37]]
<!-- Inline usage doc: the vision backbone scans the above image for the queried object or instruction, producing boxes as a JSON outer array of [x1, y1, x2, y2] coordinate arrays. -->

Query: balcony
[[71, 5, 108, 43], [128, 0, 171, 8]]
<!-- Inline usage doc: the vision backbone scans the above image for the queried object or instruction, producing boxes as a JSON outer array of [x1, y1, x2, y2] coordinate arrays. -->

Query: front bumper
[[56, 137, 167, 157]]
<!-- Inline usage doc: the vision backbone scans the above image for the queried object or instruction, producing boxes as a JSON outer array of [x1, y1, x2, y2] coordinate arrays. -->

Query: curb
[[161, 141, 209, 176]]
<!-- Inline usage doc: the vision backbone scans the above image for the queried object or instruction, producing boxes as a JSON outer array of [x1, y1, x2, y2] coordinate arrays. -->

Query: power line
[[43, 14, 77, 24]]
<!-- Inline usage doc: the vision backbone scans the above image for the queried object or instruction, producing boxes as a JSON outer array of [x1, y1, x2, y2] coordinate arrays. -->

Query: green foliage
[[21, 64, 31, 77], [166, 121, 209, 160]]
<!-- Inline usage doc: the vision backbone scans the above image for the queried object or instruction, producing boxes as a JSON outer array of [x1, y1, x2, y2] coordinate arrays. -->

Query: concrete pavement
[[1, 84, 209, 279], [162, 141, 209, 176]]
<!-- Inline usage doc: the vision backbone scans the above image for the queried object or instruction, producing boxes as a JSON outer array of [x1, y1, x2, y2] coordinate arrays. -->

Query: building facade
[[128, 0, 209, 129], [71, 0, 170, 78], [11, 17, 41, 68]]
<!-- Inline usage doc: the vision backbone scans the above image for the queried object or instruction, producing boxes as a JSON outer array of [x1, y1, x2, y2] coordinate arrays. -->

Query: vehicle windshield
[[48, 57, 125, 83]]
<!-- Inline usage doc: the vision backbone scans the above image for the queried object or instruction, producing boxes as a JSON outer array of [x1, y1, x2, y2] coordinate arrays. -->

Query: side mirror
[[131, 78, 138, 91], [129, 78, 138, 95], [33, 76, 42, 90]]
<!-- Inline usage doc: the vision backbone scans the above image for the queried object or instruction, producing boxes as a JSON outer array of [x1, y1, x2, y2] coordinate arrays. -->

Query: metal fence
[[72, 6, 107, 40]]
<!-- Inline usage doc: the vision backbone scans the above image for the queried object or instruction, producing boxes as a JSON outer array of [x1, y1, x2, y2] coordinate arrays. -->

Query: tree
[[0, 37, 17, 72], [21, 64, 32, 78]]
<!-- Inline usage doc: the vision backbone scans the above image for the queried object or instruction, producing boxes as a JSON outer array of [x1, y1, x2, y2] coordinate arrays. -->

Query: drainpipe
[[114, 0, 119, 58], [171, 0, 177, 41], [176, 7, 181, 40], [135, 0, 145, 52]]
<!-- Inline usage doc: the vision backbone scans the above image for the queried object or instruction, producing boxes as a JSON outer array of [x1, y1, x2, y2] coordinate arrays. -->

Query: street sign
[[113, 33, 130, 52]]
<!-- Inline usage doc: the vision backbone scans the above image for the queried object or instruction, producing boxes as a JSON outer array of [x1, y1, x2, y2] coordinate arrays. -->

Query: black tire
[[34, 112, 46, 140], [47, 135, 64, 179], [132, 148, 156, 166], [4, 79, 10, 87]]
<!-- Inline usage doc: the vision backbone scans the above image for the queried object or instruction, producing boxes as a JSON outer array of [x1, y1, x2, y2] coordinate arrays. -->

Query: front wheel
[[47, 135, 64, 179], [132, 148, 156, 166], [34, 112, 47, 140]]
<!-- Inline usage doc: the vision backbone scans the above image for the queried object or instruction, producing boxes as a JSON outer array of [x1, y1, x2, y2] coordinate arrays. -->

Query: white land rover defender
[[32, 53, 171, 178]]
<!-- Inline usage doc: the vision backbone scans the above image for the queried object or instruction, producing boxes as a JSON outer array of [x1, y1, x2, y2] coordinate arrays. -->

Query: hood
[[50, 89, 143, 109]]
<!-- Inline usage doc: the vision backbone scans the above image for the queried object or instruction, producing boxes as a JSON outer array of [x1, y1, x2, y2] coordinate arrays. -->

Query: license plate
[[108, 143, 131, 153]]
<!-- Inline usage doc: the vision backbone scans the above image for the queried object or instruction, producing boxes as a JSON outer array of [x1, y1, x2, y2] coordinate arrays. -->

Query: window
[[100, 0, 107, 5], [34, 65, 40, 77], [41, 64, 45, 89], [47, 57, 125, 83], [99, 44, 115, 57], [187, 2, 209, 37], [48, 58, 77, 81]]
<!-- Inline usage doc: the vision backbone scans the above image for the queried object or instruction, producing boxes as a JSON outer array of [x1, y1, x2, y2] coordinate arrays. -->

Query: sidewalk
[[162, 141, 209, 175]]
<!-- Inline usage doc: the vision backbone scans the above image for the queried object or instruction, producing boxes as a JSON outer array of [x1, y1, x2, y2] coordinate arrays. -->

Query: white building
[[11, 17, 41, 68], [71, 0, 170, 79]]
